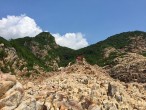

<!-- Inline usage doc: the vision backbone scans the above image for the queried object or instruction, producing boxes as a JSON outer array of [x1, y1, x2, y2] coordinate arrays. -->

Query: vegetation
[[10, 37, 51, 71], [75, 31, 146, 66], [0, 37, 11, 47], [0, 31, 146, 73], [0, 50, 6, 60]]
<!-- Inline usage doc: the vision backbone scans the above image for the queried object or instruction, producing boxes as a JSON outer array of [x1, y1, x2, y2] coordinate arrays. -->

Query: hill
[[76, 31, 146, 66], [1, 30, 146, 82], [75, 31, 146, 83], [0, 32, 75, 76]]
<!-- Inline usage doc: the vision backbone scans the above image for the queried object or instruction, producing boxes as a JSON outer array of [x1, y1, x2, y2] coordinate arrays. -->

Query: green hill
[[1, 30, 146, 80], [76, 31, 146, 66]]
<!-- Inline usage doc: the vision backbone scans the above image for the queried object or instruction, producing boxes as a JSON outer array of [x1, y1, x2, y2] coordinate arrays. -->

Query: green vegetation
[[49, 46, 76, 67], [0, 49, 6, 60], [34, 32, 56, 48], [10, 38, 51, 72], [0, 37, 11, 47], [0, 31, 146, 74], [75, 31, 146, 66]]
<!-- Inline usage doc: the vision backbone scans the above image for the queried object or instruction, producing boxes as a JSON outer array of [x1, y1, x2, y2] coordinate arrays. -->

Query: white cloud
[[0, 15, 42, 39], [0, 15, 89, 49], [53, 33, 89, 50]]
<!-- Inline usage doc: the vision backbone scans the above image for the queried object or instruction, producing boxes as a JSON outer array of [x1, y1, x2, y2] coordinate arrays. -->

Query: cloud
[[0, 15, 89, 49], [52, 33, 89, 50], [0, 15, 42, 39]]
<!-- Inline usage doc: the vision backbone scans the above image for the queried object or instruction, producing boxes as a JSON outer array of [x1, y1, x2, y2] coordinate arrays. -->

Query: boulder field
[[0, 63, 146, 110]]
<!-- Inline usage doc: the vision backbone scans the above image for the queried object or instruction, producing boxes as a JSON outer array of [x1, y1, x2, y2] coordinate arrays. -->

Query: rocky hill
[[76, 31, 146, 83], [0, 31, 146, 110], [0, 32, 75, 76], [1, 31, 146, 83], [0, 62, 146, 110]]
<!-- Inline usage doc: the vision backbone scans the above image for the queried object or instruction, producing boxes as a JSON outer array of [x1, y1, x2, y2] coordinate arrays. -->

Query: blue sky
[[0, 0, 146, 49]]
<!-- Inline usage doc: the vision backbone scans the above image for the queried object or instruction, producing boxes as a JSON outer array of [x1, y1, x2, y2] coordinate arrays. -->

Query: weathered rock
[[107, 83, 117, 97], [0, 74, 23, 110], [0, 81, 15, 97], [109, 53, 146, 83], [88, 105, 101, 110], [1, 63, 146, 110]]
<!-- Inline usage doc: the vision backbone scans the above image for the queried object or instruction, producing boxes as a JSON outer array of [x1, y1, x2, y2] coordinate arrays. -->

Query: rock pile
[[110, 53, 146, 83], [21, 64, 146, 109], [0, 63, 146, 110]]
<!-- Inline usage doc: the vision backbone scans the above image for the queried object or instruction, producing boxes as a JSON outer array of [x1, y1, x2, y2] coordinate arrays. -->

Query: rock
[[0, 74, 24, 110], [0, 91, 23, 109], [81, 98, 92, 109], [143, 85, 146, 90], [82, 79, 88, 85], [109, 53, 146, 83], [1, 74, 16, 83], [88, 105, 101, 110], [27, 82, 34, 89], [115, 93, 122, 102], [103, 100, 118, 110], [107, 83, 117, 97], [0, 81, 15, 97], [109, 106, 118, 110], [104, 47, 118, 58], [15, 98, 37, 110], [1, 63, 146, 110]]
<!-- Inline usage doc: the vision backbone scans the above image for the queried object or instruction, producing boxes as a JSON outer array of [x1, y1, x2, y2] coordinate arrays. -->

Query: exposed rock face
[[109, 53, 146, 83], [0, 43, 25, 74], [104, 47, 118, 58], [29, 41, 49, 59], [128, 36, 146, 53]]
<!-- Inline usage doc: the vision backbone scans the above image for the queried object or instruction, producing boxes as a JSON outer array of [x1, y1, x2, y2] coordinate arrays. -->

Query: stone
[[88, 105, 101, 110], [0, 81, 15, 97], [115, 93, 122, 102], [0, 91, 23, 110], [109, 106, 118, 110], [15, 98, 37, 110], [0, 63, 146, 110], [107, 83, 117, 97]]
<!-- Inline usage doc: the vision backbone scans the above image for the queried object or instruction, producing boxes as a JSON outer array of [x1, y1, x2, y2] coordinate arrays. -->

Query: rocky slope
[[0, 32, 74, 75], [76, 31, 146, 83], [1, 31, 146, 84], [0, 62, 146, 110], [108, 53, 146, 83], [0, 43, 46, 76]]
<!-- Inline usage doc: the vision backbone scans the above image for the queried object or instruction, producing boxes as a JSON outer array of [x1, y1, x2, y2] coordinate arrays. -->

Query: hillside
[[76, 31, 146, 66], [0, 30, 146, 110], [75, 31, 146, 83], [0, 32, 75, 76], [1, 31, 146, 83]]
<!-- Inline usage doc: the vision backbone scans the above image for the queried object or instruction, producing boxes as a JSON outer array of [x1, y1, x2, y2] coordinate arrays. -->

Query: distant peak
[[35, 32, 52, 37]]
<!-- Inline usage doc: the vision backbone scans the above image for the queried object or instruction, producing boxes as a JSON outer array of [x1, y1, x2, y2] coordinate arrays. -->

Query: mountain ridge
[[1, 30, 146, 83]]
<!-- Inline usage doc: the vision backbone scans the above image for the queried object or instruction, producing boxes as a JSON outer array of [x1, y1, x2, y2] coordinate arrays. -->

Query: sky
[[0, 0, 146, 49]]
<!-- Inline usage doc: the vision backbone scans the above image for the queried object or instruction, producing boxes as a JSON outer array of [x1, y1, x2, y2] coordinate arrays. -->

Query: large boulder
[[0, 74, 23, 110]]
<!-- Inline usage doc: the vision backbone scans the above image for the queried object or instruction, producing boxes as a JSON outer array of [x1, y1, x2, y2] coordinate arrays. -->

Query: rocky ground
[[108, 53, 146, 83], [0, 62, 146, 110]]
